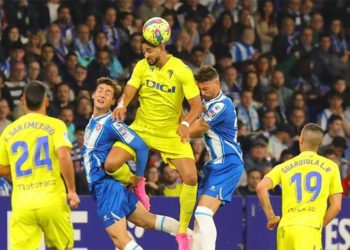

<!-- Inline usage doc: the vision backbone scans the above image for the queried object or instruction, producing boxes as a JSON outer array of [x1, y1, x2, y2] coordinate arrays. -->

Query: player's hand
[[112, 106, 127, 121], [67, 192, 80, 209], [267, 216, 280, 230], [177, 124, 190, 143], [128, 175, 144, 189]]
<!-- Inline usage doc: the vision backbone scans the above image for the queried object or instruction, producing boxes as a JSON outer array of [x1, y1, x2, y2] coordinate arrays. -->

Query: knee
[[182, 173, 198, 186]]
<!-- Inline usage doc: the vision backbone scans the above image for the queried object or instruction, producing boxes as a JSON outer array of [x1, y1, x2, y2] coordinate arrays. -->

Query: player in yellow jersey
[[0, 81, 80, 250], [111, 35, 202, 249], [256, 123, 343, 250]]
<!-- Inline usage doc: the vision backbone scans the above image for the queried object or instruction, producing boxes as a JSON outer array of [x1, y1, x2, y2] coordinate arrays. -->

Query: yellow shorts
[[113, 122, 194, 168], [277, 225, 322, 250], [10, 205, 74, 250]]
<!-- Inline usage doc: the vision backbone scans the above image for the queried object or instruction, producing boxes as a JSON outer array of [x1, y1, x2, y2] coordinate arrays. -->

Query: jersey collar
[[92, 110, 111, 121], [203, 91, 224, 105]]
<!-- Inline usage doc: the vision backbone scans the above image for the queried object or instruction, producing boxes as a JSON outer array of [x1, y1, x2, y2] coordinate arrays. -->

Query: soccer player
[[256, 123, 343, 250], [83, 77, 189, 250], [113, 30, 202, 249], [0, 81, 80, 250], [188, 65, 244, 250]]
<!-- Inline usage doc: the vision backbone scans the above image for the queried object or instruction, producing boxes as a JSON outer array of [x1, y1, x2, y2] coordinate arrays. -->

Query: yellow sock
[[106, 163, 133, 184], [179, 183, 198, 233]]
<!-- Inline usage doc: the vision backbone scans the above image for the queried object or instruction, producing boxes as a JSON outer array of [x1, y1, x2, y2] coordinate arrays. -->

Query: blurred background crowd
[[0, 0, 350, 198]]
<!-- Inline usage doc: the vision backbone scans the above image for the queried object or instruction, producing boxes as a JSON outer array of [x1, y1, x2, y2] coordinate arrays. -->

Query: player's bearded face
[[142, 44, 161, 66]]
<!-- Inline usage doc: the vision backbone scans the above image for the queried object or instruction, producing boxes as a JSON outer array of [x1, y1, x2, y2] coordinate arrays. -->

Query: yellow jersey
[[266, 151, 343, 229], [127, 55, 199, 128], [0, 113, 72, 211], [163, 183, 183, 197]]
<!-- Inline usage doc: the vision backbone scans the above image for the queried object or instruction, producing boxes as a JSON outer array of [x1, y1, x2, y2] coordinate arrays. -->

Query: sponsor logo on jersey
[[145, 79, 176, 93]]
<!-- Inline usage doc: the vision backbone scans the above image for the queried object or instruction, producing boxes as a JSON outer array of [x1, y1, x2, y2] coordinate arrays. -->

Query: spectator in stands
[[73, 23, 95, 67], [329, 18, 348, 56], [230, 27, 258, 64], [49, 82, 74, 117], [198, 15, 214, 36], [137, 0, 165, 23], [288, 107, 306, 137], [1, 26, 23, 58], [55, 4, 74, 45], [188, 46, 205, 75], [0, 98, 11, 135], [145, 166, 163, 196], [86, 49, 111, 91], [25, 31, 44, 62], [271, 17, 297, 62], [160, 164, 183, 197], [291, 27, 314, 58], [318, 93, 350, 136], [100, 6, 121, 56], [59, 106, 75, 143], [73, 96, 91, 127], [268, 123, 293, 160], [42, 62, 62, 100], [37, 0, 61, 29], [322, 114, 344, 146], [117, 11, 135, 45], [0, 72, 13, 110], [39, 43, 59, 68], [341, 163, 350, 196], [214, 51, 233, 77], [286, 91, 309, 120], [6, 0, 38, 37], [46, 23, 69, 67], [61, 52, 77, 86], [258, 110, 278, 138], [259, 90, 288, 125], [278, 148, 295, 163], [119, 33, 143, 69], [177, 0, 209, 23], [269, 70, 293, 111], [256, 54, 274, 89], [0, 42, 26, 78], [237, 89, 260, 133], [213, 0, 241, 23], [84, 14, 98, 38], [236, 168, 262, 196], [94, 31, 123, 80], [166, 29, 191, 63], [210, 11, 238, 52], [310, 13, 324, 46], [244, 137, 275, 172], [321, 77, 350, 108], [199, 33, 215, 66], [255, 0, 279, 53], [277, 0, 304, 32], [242, 71, 264, 105], [5, 61, 26, 107], [221, 65, 241, 105], [71, 125, 89, 194], [330, 136, 349, 178], [26, 61, 41, 82], [71, 64, 88, 94]]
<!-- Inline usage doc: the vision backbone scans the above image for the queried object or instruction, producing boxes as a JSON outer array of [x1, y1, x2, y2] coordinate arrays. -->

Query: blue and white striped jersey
[[202, 91, 243, 165], [82, 111, 149, 189]]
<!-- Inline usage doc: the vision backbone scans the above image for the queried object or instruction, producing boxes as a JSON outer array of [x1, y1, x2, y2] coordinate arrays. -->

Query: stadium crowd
[[0, 0, 350, 197]]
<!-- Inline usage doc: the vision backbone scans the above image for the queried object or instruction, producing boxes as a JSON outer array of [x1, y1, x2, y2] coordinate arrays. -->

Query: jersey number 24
[[11, 136, 52, 177]]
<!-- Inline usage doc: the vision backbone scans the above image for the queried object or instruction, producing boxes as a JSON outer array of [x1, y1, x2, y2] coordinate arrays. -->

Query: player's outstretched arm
[[177, 95, 202, 143], [57, 147, 80, 209], [256, 177, 280, 230], [112, 85, 138, 121], [189, 118, 210, 138], [323, 193, 342, 227]]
